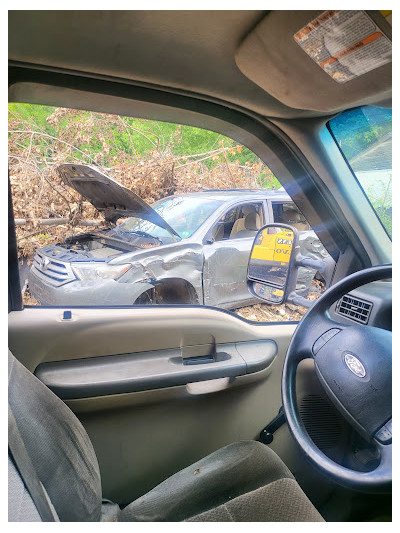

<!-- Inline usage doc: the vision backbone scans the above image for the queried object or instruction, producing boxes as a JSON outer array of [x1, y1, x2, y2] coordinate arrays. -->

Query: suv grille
[[336, 294, 373, 325], [31, 251, 76, 287]]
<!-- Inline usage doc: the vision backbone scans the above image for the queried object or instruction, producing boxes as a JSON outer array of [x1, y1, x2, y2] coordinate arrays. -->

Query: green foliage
[[330, 106, 392, 239], [366, 177, 392, 238], [8, 103, 57, 136], [375, 208, 392, 238], [329, 106, 392, 163], [8, 104, 280, 189]]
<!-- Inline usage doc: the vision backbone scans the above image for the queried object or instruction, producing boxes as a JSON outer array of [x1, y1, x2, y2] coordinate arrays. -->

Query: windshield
[[329, 106, 392, 238], [116, 196, 223, 241]]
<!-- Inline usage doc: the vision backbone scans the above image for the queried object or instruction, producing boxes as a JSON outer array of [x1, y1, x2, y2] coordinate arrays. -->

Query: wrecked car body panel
[[58, 164, 181, 238], [297, 232, 332, 292], [29, 239, 204, 306], [115, 241, 204, 304], [203, 229, 330, 308], [28, 171, 332, 308], [203, 237, 257, 308]]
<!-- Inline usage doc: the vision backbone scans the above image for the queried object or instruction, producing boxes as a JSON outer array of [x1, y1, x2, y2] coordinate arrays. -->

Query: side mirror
[[247, 224, 297, 305], [247, 224, 334, 307]]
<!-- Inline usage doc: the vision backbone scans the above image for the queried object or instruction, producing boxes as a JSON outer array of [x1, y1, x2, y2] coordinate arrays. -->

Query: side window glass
[[329, 106, 392, 238], [272, 202, 310, 231], [10, 103, 327, 323], [212, 206, 238, 241], [213, 203, 264, 241]]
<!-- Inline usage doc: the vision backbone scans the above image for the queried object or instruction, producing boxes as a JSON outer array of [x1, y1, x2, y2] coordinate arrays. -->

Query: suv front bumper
[[28, 270, 148, 306]]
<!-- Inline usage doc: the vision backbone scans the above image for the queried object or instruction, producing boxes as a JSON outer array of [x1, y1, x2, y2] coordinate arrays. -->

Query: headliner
[[8, 10, 392, 120]]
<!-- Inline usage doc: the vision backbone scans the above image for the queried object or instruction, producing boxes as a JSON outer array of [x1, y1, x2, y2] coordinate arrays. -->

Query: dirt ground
[[232, 280, 324, 322]]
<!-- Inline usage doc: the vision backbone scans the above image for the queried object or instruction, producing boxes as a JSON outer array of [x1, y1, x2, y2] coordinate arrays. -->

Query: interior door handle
[[35, 340, 277, 399], [182, 355, 216, 365]]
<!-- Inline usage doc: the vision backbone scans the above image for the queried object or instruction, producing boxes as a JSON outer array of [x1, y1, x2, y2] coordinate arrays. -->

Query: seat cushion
[[230, 217, 246, 237], [120, 440, 321, 522], [8, 351, 102, 522], [8, 456, 42, 522], [187, 478, 324, 522]]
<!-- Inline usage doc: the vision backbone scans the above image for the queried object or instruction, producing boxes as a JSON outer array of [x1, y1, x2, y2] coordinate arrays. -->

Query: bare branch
[[8, 130, 98, 164], [8, 155, 73, 220], [15, 218, 103, 227]]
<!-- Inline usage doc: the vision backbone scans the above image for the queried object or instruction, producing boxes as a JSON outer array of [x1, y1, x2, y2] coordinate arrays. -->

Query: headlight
[[71, 262, 132, 281]]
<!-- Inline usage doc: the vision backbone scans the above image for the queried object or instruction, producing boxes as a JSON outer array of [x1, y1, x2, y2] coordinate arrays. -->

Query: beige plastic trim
[[8, 307, 296, 372], [236, 10, 392, 113], [8, 306, 297, 503]]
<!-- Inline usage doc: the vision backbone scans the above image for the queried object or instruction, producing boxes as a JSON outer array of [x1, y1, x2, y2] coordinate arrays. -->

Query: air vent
[[336, 295, 373, 324]]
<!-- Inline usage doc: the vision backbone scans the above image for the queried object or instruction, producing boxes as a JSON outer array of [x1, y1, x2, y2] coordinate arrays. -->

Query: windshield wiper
[[129, 230, 163, 243]]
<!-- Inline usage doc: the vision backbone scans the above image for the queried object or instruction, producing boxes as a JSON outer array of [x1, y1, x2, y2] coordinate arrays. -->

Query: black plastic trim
[[8, 178, 23, 312]]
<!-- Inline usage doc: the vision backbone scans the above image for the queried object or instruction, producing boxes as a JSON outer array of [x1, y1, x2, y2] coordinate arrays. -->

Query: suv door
[[203, 201, 266, 308]]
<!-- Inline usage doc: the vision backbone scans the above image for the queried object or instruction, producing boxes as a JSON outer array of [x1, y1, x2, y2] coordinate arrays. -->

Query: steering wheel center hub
[[314, 325, 391, 440]]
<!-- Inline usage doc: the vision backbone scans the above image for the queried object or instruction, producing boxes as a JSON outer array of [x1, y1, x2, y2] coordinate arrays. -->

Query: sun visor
[[235, 10, 392, 113]]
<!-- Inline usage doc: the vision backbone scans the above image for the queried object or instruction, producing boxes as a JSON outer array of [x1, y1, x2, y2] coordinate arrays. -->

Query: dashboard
[[329, 280, 392, 331]]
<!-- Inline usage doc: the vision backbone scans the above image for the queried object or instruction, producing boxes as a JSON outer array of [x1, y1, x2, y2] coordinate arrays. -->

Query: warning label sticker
[[294, 11, 392, 83]]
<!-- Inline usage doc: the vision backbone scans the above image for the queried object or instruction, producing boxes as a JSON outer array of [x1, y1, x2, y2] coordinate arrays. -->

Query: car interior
[[213, 202, 264, 241], [231, 205, 263, 239], [8, 10, 392, 522], [276, 206, 310, 232]]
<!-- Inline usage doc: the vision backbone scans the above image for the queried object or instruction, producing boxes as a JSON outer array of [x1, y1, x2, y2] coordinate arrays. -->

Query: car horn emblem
[[344, 353, 366, 378]]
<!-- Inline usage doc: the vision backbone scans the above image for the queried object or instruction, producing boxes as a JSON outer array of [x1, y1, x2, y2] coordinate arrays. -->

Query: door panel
[[35, 340, 276, 399], [202, 201, 267, 308], [203, 238, 258, 307], [8, 306, 295, 504]]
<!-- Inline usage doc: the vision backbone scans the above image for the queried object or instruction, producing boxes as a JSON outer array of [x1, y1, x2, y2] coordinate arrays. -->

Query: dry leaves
[[9, 107, 274, 260]]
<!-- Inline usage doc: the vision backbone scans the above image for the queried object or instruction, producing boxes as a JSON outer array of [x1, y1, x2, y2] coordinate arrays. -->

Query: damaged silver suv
[[29, 164, 329, 308]]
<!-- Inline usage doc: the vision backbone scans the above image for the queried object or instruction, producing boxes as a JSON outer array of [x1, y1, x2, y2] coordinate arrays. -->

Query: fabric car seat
[[8, 351, 324, 522], [232, 212, 261, 238], [230, 205, 260, 238], [280, 209, 309, 231], [230, 217, 245, 237], [212, 223, 225, 242]]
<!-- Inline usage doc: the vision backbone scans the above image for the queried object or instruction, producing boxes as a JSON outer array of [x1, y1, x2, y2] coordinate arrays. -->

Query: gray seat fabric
[[187, 478, 324, 522], [8, 456, 60, 522], [8, 351, 102, 522], [120, 440, 323, 522], [8, 456, 41, 522], [8, 351, 323, 522], [100, 501, 121, 522]]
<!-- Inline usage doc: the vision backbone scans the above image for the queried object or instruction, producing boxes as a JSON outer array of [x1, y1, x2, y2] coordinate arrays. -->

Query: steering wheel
[[282, 264, 392, 492]]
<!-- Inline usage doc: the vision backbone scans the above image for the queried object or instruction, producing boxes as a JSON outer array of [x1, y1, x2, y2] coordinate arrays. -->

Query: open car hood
[[57, 164, 181, 239]]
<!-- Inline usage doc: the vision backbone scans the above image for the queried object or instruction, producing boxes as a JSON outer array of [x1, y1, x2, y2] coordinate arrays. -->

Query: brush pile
[[9, 107, 277, 260]]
